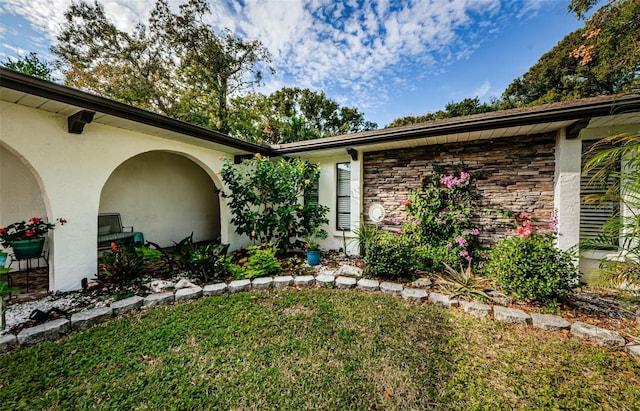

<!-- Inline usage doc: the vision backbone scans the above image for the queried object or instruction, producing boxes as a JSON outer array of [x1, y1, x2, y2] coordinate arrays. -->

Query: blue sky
[[0, 0, 584, 127]]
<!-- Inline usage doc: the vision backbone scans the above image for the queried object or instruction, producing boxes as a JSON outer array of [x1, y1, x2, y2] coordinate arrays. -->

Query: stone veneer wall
[[362, 133, 556, 244]]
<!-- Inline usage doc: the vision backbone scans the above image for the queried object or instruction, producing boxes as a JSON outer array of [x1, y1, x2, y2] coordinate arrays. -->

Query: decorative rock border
[[1, 275, 638, 362]]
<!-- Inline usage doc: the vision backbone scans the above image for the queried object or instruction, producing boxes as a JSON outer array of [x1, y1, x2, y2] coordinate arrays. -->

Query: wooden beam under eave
[[566, 118, 591, 140], [67, 110, 95, 134]]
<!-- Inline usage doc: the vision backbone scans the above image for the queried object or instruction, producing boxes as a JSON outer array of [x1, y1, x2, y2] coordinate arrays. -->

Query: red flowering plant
[[0, 217, 56, 248]]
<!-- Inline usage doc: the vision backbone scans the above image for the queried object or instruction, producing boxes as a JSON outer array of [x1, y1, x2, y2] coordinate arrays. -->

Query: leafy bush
[[484, 233, 578, 303], [220, 155, 329, 253], [98, 243, 144, 284], [415, 243, 465, 272], [395, 165, 483, 270], [149, 234, 229, 281], [242, 243, 282, 279], [364, 233, 414, 280]]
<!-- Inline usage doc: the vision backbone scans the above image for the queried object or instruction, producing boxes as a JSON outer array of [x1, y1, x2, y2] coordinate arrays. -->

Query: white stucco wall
[[304, 154, 360, 255], [1, 101, 249, 292], [99, 151, 220, 247], [0, 145, 49, 267]]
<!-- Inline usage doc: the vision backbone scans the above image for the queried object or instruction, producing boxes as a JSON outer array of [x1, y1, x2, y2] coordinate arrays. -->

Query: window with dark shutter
[[580, 141, 619, 247], [336, 162, 351, 230]]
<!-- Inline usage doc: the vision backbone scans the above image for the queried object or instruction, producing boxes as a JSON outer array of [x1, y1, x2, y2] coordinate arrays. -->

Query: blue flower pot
[[306, 250, 321, 266], [0, 253, 7, 268]]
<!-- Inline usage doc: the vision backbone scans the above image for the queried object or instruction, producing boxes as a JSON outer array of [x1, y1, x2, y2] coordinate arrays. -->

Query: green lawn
[[1, 289, 639, 410]]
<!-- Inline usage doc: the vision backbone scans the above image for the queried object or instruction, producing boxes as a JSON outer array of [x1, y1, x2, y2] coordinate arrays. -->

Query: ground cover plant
[[1, 290, 638, 410]]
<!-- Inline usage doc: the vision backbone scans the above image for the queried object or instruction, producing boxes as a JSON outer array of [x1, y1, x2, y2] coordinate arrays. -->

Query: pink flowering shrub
[[394, 165, 486, 271], [484, 213, 577, 304]]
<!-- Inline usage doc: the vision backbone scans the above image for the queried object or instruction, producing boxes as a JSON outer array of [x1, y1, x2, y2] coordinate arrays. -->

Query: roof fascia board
[[0, 68, 269, 155], [275, 95, 640, 155]]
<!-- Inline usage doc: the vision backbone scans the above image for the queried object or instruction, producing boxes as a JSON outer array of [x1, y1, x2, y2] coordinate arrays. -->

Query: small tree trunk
[[1, 297, 6, 330]]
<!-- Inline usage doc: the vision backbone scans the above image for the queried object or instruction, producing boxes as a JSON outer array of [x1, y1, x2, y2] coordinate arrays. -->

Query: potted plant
[[304, 228, 328, 266], [0, 250, 7, 268], [0, 217, 56, 260]]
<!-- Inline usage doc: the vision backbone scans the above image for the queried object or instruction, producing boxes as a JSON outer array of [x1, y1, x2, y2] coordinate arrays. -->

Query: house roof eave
[[0, 68, 270, 155]]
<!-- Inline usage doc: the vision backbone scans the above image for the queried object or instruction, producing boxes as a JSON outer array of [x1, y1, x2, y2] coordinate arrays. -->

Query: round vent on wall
[[368, 203, 386, 223]]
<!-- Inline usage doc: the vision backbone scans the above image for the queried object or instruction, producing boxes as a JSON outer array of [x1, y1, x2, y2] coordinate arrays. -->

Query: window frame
[[336, 162, 351, 231]]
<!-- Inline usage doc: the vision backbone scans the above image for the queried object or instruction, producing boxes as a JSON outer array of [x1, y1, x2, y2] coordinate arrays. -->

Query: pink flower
[[465, 256, 473, 262], [459, 250, 469, 257], [447, 243, 453, 248], [517, 227, 532, 238], [454, 236, 468, 247], [480, 253, 486, 258], [400, 200, 410, 206], [392, 217, 399, 224], [472, 228, 480, 235], [519, 212, 528, 219]]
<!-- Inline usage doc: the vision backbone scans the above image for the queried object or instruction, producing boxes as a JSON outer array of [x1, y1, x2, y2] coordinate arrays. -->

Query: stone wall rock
[[363, 134, 556, 244]]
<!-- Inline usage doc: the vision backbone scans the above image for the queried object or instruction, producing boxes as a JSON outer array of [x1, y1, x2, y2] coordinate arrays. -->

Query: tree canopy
[[502, 0, 639, 106], [2, 52, 54, 81], [233, 87, 377, 144], [386, 98, 496, 128], [52, 0, 272, 134]]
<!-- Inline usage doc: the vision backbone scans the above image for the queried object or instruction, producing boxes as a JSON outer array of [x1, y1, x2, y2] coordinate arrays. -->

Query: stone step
[[273, 276, 294, 289], [428, 292, 459, 308], [335, 276, 357, 289], [203, 283, 228, 296], [0, 334, 18, 354], [71, 307, 113, 332], [380, 282, 403, 296], [228, 279, 251, 293], [460, 300, 492, 318], [175, 286, 203, 303], [570, 322, 626, 347], [357, 278, 379, 292], [401, 288, 428, 302], [144, 292, 175, 308], [531, 313, 571, 331], [111, 296, 144, 316], [252, 277, 273, 290], [316, 274, 335, 287], [18, 318, 69, 346], [493, 306, 531, 325], [294, 275, 315, 287]]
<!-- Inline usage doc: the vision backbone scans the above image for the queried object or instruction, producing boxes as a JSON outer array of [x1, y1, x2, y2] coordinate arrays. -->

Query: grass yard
[[1, 289, 639, 410]]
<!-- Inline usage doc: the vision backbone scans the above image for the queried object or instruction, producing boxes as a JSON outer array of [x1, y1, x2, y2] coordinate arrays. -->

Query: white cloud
[[1, 0, 534, 115], [472, 80, 491, 98]]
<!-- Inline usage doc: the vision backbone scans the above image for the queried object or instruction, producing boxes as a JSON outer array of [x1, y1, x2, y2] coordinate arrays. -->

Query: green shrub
[[415, 243, 465, 272], [243, 243, 282, 279], [98, 243, 144, 284], [484, 234, 578, 303], [364, 233, 414, 280], [220, 155, 329, 253]]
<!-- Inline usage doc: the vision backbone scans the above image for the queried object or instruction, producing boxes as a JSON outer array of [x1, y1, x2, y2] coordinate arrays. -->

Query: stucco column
[[48, 187, 101, 293], [554, 128, 582, 251]]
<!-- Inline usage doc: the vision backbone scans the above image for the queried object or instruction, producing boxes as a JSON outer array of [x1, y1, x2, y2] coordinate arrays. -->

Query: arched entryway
[[0, 143, 51, 295], [99, 151, 221, 247]]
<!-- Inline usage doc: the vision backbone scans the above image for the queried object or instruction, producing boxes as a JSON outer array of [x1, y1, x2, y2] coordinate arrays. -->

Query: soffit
[[0, 85, 258, 156]]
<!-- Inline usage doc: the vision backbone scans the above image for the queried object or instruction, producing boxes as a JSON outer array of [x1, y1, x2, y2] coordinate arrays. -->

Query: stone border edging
[[1, 275, 639, 361]]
